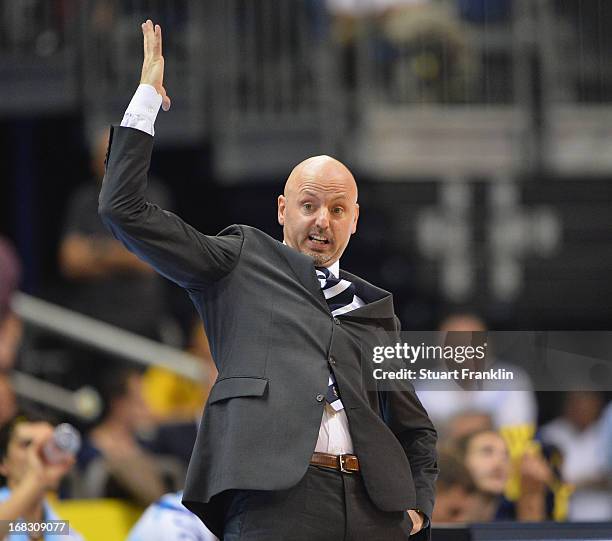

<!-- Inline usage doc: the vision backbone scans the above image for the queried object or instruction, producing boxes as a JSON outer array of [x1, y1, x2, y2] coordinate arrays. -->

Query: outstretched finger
[[143, 19, 155, 58], [155, 24, 163, 57], [142, 22, 148, 57]]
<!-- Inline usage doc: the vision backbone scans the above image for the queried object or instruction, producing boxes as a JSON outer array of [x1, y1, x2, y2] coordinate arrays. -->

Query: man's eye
[[332, 207, 344, 215], [303, 203, 313, 211]]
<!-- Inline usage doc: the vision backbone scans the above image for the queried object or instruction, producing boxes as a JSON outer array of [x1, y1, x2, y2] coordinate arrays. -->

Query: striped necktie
[[315, 267, 359, 316], [315, 267, 358, 412]]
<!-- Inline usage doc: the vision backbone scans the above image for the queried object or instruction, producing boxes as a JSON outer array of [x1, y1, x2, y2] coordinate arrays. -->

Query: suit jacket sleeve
[[381, 316, 438, 530], [98, 125, 243, 290]]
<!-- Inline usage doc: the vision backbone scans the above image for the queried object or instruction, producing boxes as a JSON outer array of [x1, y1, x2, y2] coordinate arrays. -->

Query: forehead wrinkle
[[284, 155, 358, 202], [299, 184, 351, 199], [291, 178, 357, 204]]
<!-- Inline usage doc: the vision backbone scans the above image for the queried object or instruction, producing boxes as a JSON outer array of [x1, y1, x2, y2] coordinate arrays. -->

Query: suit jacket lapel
[[276, 242, 329, 311], [339, 270, 396, 322]]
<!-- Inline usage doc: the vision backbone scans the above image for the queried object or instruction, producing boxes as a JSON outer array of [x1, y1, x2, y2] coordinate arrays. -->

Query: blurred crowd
[[0, 130, 219, 538], [1, 0, 612, 539], [0, 0, 557, 105], [415, 314, 612, 525]]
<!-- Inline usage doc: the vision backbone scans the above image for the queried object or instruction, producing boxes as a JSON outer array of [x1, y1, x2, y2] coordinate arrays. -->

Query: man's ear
[[278, 195, 286, 226], [351, 203, 360, 234], [0, 460, 8, 478]]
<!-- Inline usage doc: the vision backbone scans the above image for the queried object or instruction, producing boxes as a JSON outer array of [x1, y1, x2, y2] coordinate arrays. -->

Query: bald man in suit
[[99, 19, 437, 540]]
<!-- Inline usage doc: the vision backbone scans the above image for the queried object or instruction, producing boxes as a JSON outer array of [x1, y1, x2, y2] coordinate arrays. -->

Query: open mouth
[[308, 234, 329, 245]]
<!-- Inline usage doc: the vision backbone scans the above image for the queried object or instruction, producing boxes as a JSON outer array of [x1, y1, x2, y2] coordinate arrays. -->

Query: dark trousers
[[222, 465, 413, 541]]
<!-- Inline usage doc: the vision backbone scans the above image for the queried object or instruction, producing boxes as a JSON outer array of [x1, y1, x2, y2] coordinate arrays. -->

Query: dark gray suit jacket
[[99, 126, 438, 538]]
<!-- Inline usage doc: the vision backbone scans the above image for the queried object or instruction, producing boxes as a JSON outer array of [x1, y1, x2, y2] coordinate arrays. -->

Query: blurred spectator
[[382, 1, 475, 102], [415, 313, 538, 434], [126, 491, 218, 541], [142, 320, 218, 422], [0, 236, 23, 372], [0, 374, 17, 430], [445, 410, 494, 442], [144, 420, 198, 474], [456, 429, 511, 521], [540, 391, 612, 520], [142, 322, 218, 468], [75, 366, 172, 506], [0, 416, 83, 540], [432, 451, 478, 523], [326, 0, 475, 102], [455, 429, 554, 521], [59, 128, 171, 339]]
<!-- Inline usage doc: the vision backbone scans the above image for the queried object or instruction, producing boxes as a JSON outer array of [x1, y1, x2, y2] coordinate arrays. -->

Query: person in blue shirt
[[0, 416, 83, 540], [127, 491, 217, 541]]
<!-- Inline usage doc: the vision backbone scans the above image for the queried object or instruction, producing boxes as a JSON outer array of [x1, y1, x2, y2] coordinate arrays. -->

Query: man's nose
[[315, 208, 330, 229]]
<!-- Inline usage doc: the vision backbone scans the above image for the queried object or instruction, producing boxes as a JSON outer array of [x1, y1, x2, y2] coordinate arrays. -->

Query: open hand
[[140, 19, 171, 111]]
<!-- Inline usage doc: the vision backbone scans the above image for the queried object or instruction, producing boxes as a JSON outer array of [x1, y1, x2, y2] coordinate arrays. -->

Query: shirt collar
[[326, 260, 340, 278]]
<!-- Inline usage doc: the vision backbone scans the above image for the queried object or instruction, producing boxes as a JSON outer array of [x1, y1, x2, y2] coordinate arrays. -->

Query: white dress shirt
[[313, 260, 364, 455], [121, 85, 362, 455]]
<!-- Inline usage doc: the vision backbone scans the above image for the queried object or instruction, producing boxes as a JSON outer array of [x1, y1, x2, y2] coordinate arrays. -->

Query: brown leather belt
[[310, 452, 360, 474]]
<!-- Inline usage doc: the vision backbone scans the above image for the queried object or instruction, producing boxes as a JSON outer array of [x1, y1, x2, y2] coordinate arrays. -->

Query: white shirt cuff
[[120, 84, 163, 136]]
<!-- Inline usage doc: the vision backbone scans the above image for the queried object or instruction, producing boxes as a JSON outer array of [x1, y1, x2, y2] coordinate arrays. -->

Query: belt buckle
[[338, 454, 353, 474]]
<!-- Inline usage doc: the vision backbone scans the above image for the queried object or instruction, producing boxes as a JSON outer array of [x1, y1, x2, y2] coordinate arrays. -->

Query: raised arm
[[98, 20, 242, 290]]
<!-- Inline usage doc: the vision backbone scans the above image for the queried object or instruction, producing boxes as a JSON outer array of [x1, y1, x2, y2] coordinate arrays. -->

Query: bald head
[[278, 155, 359, 267], [284, 155, 358, 202]]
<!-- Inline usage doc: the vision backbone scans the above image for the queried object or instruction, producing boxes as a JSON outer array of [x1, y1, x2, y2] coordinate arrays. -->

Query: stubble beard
[[298, 242, 334, 267], [308, 251, 333, 267]]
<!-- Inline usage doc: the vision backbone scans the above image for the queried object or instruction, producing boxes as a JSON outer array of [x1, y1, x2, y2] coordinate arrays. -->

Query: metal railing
[[346, 0, 537, 178], [10, 292, 206, 419], [206, 0, 342, 178], [535, 0, 612, 176], [10, 370, 102, 421], [210, 0, 329, 120]]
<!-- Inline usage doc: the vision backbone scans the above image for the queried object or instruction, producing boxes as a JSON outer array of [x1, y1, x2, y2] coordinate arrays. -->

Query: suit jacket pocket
[[208, 376, 269, 404]]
